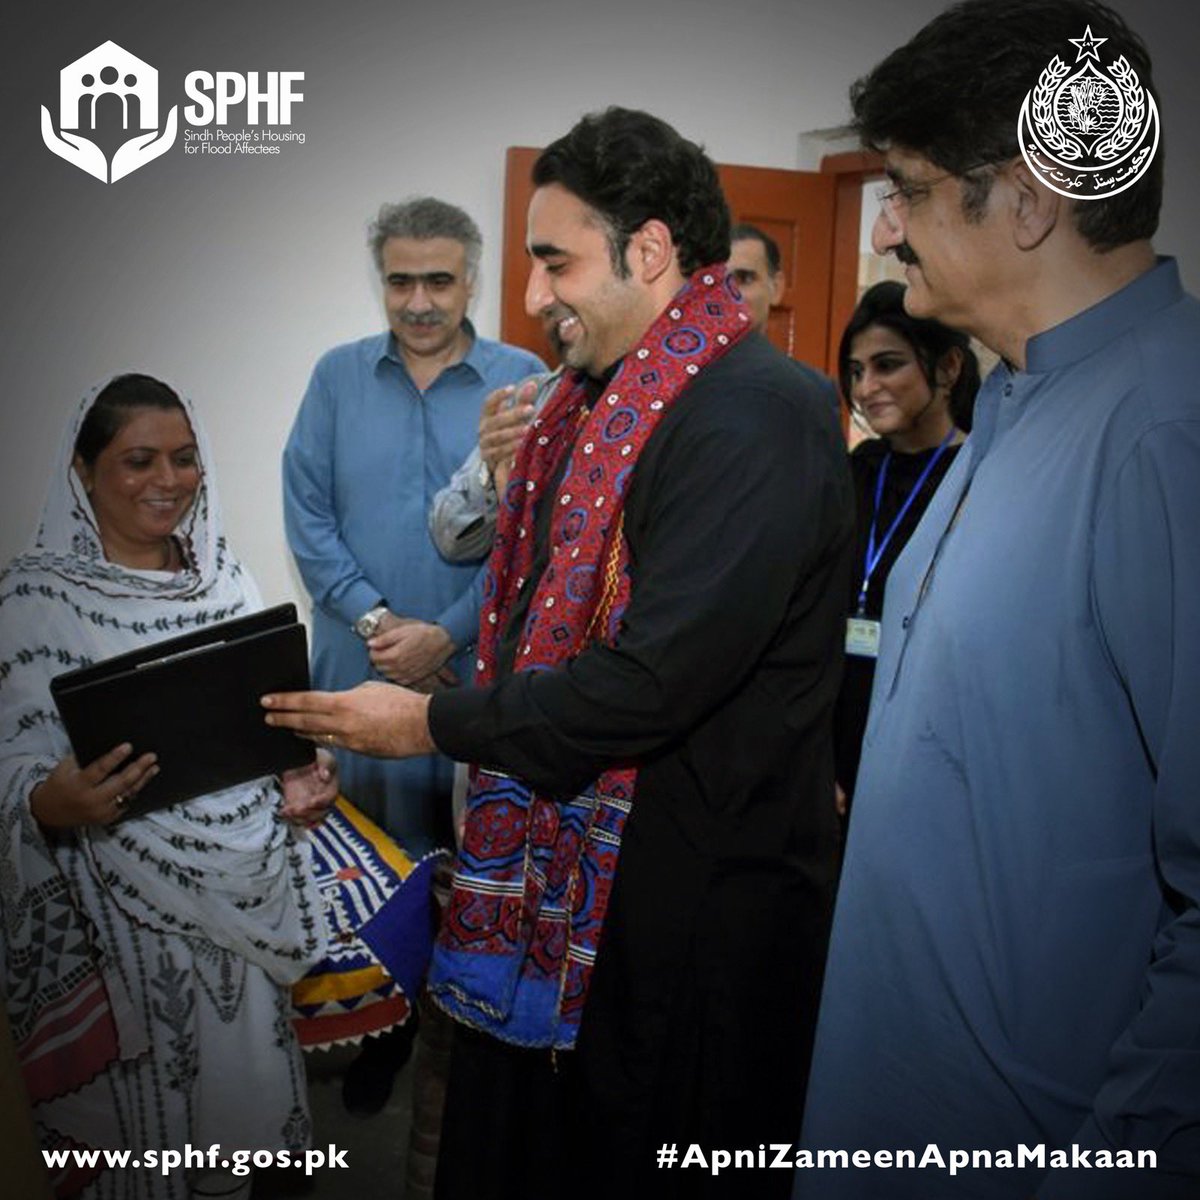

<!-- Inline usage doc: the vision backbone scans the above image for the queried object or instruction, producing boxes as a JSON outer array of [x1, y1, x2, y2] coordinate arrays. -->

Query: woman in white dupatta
[[0, 375, 330, 1200]]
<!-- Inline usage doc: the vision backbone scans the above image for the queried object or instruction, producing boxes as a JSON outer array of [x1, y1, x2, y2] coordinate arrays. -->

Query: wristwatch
[[353, 603, 389, 640], [477, 456, 494, 493]]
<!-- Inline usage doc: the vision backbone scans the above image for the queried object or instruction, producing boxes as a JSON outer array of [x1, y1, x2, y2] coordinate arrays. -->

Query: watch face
[[355, 608, 384, 639]]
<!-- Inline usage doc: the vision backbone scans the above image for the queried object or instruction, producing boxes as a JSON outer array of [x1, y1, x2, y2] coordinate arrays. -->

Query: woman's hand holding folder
[[278, 748, 338, 828], [30, 742, 158, 829]]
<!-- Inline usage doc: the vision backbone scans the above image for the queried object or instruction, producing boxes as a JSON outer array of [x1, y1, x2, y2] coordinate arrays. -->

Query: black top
[[429, 335, 854, 1173], [833, 436, 962, 802]]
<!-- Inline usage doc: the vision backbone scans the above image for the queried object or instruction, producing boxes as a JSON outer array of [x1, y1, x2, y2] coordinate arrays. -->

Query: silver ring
[[322, 733, 336, 747], [114, 793, 128, 810]]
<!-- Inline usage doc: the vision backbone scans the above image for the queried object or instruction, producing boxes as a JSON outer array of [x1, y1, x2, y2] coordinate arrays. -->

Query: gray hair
[[368, 197, 483, 280]]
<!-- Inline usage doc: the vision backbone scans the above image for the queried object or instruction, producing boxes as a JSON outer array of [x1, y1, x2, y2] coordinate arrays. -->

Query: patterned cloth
[[0, 382, 325, 1198], [293, 798, 444, 1049], [429, 267, 749, 1048]]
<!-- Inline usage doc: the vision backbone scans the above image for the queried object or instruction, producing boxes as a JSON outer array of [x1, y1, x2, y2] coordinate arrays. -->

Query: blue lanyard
[[856, 429, 956, 614]]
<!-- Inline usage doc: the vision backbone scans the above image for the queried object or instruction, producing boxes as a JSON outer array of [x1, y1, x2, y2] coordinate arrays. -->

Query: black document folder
[[50, 603, 314, 817]]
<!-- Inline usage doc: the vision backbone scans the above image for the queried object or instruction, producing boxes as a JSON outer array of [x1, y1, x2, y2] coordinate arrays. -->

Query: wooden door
[[500, 149, 553, 364], [819, 149, 885, 376], [500, 147, 841, 373], [718, 162, 835, 368]]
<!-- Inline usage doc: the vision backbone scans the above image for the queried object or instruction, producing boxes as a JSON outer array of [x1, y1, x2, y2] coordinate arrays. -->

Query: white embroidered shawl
[[0, 383, 324, 1061]]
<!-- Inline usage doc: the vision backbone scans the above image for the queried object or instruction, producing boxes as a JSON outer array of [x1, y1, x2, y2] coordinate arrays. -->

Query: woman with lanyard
[[833, 281, 980, 826]]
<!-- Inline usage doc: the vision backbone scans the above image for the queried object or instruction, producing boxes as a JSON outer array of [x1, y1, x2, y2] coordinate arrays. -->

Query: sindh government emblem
[[1018, 25, 1159, 200]]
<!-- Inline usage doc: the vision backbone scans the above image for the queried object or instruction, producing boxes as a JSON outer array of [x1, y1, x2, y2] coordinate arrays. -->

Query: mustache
[[400, 311, 447, 328], [895, 243, 920, 266]]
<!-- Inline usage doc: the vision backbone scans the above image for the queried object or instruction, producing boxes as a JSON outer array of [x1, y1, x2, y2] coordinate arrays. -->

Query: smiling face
[[381, 235, 473, 363], [846, 323, 958, 452], [524, 184, 659, 378], [73, 406, 200, 568]]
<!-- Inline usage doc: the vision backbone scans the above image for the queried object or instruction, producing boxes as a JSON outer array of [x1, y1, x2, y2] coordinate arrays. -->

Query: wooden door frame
[[500, 147, 551, 363], [820, 149, 885, 373], [820, 149, 884, 434]]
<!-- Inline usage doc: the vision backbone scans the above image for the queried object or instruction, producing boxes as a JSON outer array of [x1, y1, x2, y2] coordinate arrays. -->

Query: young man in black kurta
[[265, 107, 853, 1199]]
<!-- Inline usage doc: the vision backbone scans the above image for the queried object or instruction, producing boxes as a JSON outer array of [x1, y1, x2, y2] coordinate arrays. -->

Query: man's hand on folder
[[30, 742, 159, 829], [263, 681, 436, 759]]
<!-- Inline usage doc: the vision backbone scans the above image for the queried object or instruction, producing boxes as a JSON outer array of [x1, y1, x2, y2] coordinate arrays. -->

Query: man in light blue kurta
[[800, 4, 1199, 1199], [284, 198, 543, 854]]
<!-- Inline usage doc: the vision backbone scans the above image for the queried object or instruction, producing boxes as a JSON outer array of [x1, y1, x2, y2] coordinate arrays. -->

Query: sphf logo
[[41, 40, 303, 184]]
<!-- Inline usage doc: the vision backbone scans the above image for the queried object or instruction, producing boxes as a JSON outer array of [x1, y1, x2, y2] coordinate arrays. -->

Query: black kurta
[[832, 437, 962, 807], [429, 334, 853, 1199]]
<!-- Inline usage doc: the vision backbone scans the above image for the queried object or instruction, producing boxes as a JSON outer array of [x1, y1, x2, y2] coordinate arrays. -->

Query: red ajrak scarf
[[429, 265, 750, 1047]]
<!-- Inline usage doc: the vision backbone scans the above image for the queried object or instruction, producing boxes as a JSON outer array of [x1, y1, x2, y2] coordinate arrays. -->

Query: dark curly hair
[[75, 374, 185, 467], [851, 0, 1162, 250], [838, 282, 980, 433], [532, 107, 731, 277]]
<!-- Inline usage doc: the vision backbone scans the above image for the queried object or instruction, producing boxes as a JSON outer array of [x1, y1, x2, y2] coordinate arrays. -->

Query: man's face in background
[[728, 235, 782, 334]]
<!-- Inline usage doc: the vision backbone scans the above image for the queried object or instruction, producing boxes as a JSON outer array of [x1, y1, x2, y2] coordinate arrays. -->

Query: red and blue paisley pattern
[[428, 266, 749, 1048]]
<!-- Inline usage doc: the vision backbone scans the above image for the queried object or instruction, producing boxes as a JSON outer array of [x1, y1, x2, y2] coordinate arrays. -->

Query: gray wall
[[2, 0, 1194, 608]]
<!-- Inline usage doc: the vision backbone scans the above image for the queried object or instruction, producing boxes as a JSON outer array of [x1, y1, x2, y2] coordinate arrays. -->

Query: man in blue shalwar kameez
[[283, 197, 543, 1109], [284, 197, 543, 855], [799, 3, 1200, 1199]]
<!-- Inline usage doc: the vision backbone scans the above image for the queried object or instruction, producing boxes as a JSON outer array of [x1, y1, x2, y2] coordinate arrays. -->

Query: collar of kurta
[[1025, 256, 1181, 374], [376, 318, 483, 381]]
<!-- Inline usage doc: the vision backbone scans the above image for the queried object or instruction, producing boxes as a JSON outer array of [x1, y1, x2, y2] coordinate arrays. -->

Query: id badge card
[[845, 616, 881, 659]]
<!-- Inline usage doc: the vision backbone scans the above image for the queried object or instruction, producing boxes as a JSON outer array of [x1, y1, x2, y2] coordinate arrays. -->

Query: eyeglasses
[[874, 160, 1000, 220], [874, 174, 953, 214]]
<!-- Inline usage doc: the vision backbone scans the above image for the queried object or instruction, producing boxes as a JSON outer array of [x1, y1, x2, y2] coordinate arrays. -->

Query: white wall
[[2, 0, 1194, 613]]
